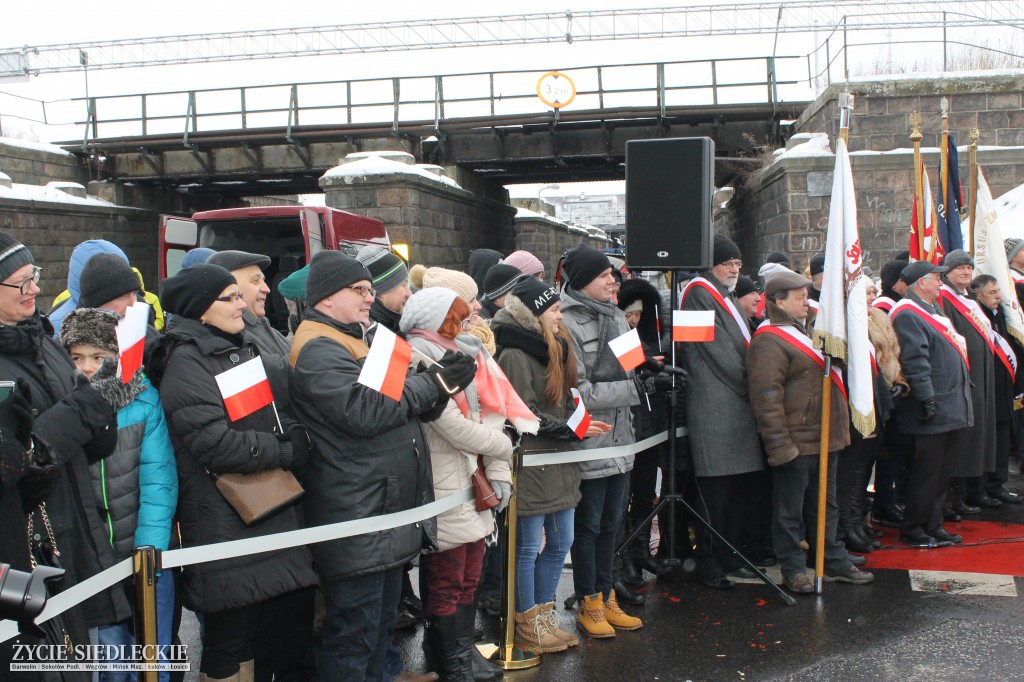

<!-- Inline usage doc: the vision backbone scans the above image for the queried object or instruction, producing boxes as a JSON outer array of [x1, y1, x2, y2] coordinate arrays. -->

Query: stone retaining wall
[[0, 141, 87, 187]]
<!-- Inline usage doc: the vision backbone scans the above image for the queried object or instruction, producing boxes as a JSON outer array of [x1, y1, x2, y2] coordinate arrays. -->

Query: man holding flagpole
[[680, 234, 767, 589], [289, 251, 477, 680]]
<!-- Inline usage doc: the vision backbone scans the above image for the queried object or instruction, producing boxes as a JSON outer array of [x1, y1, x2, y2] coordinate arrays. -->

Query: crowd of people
[[0, 227, 1020, 682]]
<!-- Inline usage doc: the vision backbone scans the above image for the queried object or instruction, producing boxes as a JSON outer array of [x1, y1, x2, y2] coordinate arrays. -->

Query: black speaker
[[625, 137, 714, 270]]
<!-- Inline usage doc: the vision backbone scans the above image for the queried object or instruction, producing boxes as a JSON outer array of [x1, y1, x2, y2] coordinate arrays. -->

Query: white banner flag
[[813, 138, 875, 437], [973, 167, 1024, 346]]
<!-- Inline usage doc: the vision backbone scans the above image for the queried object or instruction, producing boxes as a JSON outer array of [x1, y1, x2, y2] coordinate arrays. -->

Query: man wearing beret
[[680, 234, 767, 589], [289, 251, 476, 680], [890, 261, 972, 547], [747, 271, 872, 594], [937, 250, 1000, 514]]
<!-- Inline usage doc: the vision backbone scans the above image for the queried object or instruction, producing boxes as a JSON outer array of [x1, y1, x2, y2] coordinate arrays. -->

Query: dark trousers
[[902, 431, 963, 536], [627, 449, 662, 527], [319, 567, 404, 682], [573, 473, 629, 597], [694, 471, 759, 577], [987, 419, 1013, 495], [771, 453, 851, 578], [871, 456, 898, 510], [420, 540, 486, 618], [201, 588, 315, 679], [478, 528, 503, 598]]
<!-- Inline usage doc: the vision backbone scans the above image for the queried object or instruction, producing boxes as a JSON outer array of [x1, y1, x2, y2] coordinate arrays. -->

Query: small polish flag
[[566, 388, 591, 440], [608, 328, 645, 372], [358, 325, 413, 401], [214, 357, 274, 421], [116, 302, 150, 383], [672, 310, 715, 342]]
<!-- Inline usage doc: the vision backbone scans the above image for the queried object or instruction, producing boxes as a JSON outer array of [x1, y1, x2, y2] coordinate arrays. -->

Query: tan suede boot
[[604, 590, 643, 630], [539, 602, 579, 648], [515, 604, 568, 653], [576, 593, 615, 638]]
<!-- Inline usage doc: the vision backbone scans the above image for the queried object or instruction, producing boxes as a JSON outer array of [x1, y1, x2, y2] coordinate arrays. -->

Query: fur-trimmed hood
[[502, 293, 543, 334], [617, 277, 663, 347]]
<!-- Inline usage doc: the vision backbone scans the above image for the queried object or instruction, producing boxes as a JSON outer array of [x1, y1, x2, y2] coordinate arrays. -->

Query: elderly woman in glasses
[[149, 264, 317, 682]]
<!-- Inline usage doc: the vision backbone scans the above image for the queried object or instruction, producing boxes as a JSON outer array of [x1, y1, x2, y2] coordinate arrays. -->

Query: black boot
[[455, 604, 501, 681], [423, 613, 471, 682], [612, 579, 646, 605], [843, 448, 875, 553], [619, 554, 643, 587], [634, 526, 673, 576]]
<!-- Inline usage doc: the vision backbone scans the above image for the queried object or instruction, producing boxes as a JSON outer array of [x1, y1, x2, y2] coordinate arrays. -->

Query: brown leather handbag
[[212, 469, 305, 525], [469, 454, 499, 512]]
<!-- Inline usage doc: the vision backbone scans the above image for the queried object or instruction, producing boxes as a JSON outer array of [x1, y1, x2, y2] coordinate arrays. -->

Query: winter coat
[[939, 284, 996, 475], [868, 308, 906, 392], [242, 309, 293, 410], [980, 304, 1022, 424], [290, 308, 440, 582], [48, 239, 128, 337], [492, 301, 582, 517], [559, 286, 639, 479], [746, 302, 851, 466], [890, 292, 973, 436], [152, 317, 316, 613], [0, 313, 130, 629], [681, 274, 765, 476], [407, 335, 512, 550], [88, 376, 178, 561]]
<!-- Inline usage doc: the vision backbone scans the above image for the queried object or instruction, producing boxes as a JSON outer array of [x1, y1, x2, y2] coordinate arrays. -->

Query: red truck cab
[[160, 205, 389, 331]]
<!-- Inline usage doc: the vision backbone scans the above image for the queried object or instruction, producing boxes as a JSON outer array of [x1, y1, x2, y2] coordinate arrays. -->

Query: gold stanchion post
[[132, 546, 160, 682], [478, 447, 540, 670]]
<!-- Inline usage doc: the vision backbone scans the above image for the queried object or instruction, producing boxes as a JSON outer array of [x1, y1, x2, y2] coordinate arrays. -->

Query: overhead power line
[[1, 1, 1020, 77]]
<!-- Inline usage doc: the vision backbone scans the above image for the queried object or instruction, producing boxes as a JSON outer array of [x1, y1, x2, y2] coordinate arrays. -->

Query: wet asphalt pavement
[[395, 481, 1024, 681]]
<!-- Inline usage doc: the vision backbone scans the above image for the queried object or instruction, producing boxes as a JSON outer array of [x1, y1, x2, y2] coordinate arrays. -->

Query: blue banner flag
[[938, 134, 964, 253]]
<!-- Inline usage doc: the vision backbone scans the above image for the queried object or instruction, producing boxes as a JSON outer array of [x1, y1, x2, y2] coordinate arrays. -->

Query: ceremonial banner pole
[[936, 98, 950, 263], [968, 127, 980, 254], [910, 112, 925, 260]]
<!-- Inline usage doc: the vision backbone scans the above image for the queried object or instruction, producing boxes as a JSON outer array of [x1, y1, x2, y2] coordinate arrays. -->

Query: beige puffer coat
[[409, 336, 514, 551]]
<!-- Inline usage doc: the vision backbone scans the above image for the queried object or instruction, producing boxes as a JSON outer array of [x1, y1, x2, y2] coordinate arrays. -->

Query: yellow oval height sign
[[537, 71, 576, 109]]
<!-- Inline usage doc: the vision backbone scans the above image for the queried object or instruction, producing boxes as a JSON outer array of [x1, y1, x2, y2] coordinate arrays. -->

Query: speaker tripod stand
[[616, 269, 796, 607]]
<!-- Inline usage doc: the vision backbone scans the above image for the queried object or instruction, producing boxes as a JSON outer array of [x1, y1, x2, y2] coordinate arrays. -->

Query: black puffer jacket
[[151, 317, 316, 613], [290, 308, 439, 582], [0, 313, 129, 630]]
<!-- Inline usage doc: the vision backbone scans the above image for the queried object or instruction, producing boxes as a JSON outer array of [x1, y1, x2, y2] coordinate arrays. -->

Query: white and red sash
[[754, 321, 847, 400], [807, 298, 820, 313], [872, 296, 896, 313], [993, 329, 1017, 380], [890, 298, 970, 369], [939, 284, 995, 354], [681, 276, 751, 347], [1011, 268, 1024, 285]]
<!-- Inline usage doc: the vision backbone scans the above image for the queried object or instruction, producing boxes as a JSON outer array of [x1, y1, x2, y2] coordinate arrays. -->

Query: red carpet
[[861, 520, 1024, 576]]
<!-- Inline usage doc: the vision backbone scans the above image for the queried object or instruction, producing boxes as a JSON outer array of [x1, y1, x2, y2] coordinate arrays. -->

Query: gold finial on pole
[[968, 127, 980, 255], [910, 112, 925, 260]]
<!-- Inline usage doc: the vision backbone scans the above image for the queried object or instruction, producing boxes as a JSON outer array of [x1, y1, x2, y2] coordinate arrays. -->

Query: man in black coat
[[890, 261, 973, 547], [289, 251, 476, 681]]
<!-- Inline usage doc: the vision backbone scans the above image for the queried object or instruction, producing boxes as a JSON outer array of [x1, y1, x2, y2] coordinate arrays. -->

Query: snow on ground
[[0, 136, 74, 157], [0, 182, 115, 207]]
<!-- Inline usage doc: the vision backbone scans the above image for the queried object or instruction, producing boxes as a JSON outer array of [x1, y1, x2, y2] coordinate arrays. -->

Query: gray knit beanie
[[400, 287, 460, 334], [0, 232, 34, 283], [1005, 238, 1024, 264], [356, 245, 409, 296]]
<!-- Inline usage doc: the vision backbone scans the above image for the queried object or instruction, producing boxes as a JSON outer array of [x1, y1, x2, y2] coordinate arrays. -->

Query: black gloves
[[0, 379, 35, 449], [278, 426, 312, 471], [537, 418, 578, 442], [18, 439, 59, 512], [918, 398, 937, 424], [639, 357, 664, 375], [83, 423, 119, 464], [423, 351, 477, 397]]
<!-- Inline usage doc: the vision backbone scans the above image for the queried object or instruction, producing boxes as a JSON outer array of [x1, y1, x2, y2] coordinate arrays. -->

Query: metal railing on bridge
[[70, 55, 807, 151]]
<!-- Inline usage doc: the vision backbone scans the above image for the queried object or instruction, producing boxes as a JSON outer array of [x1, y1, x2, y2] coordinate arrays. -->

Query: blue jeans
[[319, 567, 404, 682], [516, 508, 574, 612], [572, 473, 629, 598], [94, 571, 175, 682]]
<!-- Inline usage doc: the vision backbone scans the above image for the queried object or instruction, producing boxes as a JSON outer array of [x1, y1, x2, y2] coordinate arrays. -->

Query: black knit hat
[[809, 254, 826, 277], [0, 232, 34, 283], [735, 275, 758, 298], [562, 245, 612, 291], [206, 250, 271, 273], [512, 276, 559, 316], [484, 264, 524, 301], [713, 234, 742, 265], [160, 264, 238, 321], [305, 251, 372, 306], [881, 260, 909, 291], [79, 253, 140, 309], [59, 308, 118, 353], [356, 245, 408, 296], [765, 251, 791, 266]]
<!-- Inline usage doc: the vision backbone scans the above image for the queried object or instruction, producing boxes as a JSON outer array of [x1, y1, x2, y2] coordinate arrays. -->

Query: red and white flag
[[672, 310, 715, 342], [116, 302, 150, 384], [358, 325, 412, 401], [566, 388, 591, 440], [608, 327, 645, 372], [215, 357, 274, 421]]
